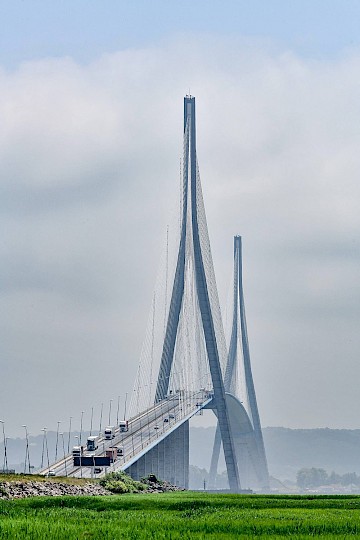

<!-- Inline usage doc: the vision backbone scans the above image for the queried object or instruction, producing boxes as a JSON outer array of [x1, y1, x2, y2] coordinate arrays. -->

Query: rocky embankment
[[142, 476, 185, 493], [0, 481, 110, 499], [0, 475, 184, 499]]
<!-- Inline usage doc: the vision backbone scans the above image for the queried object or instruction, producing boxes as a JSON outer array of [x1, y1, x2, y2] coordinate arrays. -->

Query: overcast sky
[[1, 1, 360, 438]]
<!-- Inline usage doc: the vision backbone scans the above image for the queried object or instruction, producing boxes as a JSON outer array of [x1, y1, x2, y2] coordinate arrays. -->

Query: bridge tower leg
[[154, 97, 240, 492], [209, 236, 269, 490]]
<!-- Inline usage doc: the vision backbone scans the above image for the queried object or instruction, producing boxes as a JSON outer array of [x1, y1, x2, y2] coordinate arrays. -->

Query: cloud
[[1, 36, 359, 437]]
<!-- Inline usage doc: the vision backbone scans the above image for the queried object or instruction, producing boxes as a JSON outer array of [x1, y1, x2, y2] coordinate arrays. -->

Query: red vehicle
[[105, 447, 118, 463]]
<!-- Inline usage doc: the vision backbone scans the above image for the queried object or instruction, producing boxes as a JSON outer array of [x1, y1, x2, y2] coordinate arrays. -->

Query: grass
[[0, 473, 94, 485], [2, 493, 360, 538]]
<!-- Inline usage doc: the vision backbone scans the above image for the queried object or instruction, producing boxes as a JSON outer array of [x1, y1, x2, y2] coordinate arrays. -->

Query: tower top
[[183, 95, 196, 135]]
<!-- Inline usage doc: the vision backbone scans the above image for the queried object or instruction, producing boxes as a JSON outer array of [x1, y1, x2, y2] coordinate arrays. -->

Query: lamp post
[[90, 407, 94, 437], [99, 403, 103, 436], [60, 433, 67, 477], [124, 393, 128, 421], [79, 411, 84, 446], [22, 425, 31, 474], [67, 416, 72, 454], [75, 435, 82, 478], [5, 439, 9, 471], [41, 428, 45, 469], [108, 399, 113, 426], [41, 428, 49, 471], [45, 429, 50, 470], [116, 395, 120, 427], [0, 421, 8, 472], [55, 421, 61, 462]]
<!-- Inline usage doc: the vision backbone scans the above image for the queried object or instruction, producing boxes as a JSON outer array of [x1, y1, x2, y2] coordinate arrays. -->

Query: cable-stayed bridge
[[40, 390, 212, 484], [41, 96, 269, 492]]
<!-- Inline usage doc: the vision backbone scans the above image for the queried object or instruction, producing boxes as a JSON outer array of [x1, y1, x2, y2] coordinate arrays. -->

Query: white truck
[[119, 420, 128, 433], [104, 426, 116, 440], [86, 436, 99, 452], [72, 445, 84, 457]]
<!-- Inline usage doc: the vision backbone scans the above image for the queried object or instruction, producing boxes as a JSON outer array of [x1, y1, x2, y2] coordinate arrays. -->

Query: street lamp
[[67, 416, 72, 454], [116, 395, 121, 427], [5, 438, 10, 471], [108, 399, 113, 426], [99, 403, 103, 436], [41, 428, 49, 471], [79, 411, 84, 446], [75, 435, 82, 478], [90, 407, 94, 437], [60, 433, 67, 477], [55, 421, 61, 462], [0, 420, 8, 472], [41, 428, 45, 469], [22, 425, 31, 474], [124, 393, 128, 421]]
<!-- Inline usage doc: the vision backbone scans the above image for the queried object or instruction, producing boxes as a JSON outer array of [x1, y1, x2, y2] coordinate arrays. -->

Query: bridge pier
[[125, 421, 189, 489]]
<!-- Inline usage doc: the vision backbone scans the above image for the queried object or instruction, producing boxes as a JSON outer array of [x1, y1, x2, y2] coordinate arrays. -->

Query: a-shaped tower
[[209, 236, 269, 490], [153, 96, 240, 491]]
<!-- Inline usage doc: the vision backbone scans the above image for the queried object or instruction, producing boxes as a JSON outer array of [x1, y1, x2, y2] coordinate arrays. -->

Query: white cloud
[[1, 37, 359, 438]]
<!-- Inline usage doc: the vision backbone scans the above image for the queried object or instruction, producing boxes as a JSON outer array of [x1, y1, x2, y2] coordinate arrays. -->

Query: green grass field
[[0, 473, 92, 485], [1, 493, 360, 539]]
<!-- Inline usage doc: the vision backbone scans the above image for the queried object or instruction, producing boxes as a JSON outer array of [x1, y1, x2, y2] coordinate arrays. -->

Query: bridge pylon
[[150, 96, 241, 492], [208, 236, 270, 491], [37, 100, 267, 490]]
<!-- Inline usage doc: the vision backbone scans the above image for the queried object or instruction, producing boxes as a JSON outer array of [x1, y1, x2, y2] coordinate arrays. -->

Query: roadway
[[40, 389, 213, 478]]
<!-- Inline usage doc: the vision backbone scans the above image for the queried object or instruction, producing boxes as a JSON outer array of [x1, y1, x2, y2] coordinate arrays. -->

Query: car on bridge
[[104, 426, 116, 439], [87, 436, 99, 451], [72, 446, 84, 457], [119, 420, 128, 432], [115, 445, 124, 456]]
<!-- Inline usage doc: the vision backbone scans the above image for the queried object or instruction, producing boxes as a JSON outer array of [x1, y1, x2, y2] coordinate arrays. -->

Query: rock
[[0, 475, 186, 499], [0, 480, 111, 500]]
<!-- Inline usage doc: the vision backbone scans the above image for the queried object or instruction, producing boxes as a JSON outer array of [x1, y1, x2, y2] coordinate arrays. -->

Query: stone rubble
[[0, 481, 111, 499], [142, 475, 185, 493], [0, 476, 185, 499]]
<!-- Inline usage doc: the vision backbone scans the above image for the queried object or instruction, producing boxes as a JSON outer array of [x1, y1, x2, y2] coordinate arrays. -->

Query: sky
[[1, 1, 360, 438]]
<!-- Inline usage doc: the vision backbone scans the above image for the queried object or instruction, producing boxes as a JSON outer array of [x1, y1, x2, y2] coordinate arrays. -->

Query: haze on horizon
[[1, 1, 359, 438]]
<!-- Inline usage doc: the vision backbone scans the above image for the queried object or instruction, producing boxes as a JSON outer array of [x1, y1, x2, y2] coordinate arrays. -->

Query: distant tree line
[[297, 468, 360, 488]]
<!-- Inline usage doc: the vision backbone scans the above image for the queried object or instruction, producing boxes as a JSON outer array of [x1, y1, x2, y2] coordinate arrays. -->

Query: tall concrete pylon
[[209, 235, 269, 490], [154, 96, 241, 492]]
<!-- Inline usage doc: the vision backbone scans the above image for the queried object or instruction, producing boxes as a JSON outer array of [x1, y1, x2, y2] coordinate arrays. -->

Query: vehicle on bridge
[[104, 426, 116, 439], [115, 445, 124, 456], [72, 445, 84, 457], [105, 447, 118, 463], [86, 436, 99, 451], [119, 420, 128, 432]]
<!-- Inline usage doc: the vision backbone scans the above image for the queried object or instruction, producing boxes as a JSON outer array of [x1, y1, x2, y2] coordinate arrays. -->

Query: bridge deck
[[41, 389, 213, 478]]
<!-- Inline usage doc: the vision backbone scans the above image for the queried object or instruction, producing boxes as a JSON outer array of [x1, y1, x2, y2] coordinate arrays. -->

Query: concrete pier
[[126, 421, 189, 488]]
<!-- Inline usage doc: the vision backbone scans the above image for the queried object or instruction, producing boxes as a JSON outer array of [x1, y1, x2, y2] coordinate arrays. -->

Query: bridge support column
[[125, 421, 189, 489]]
